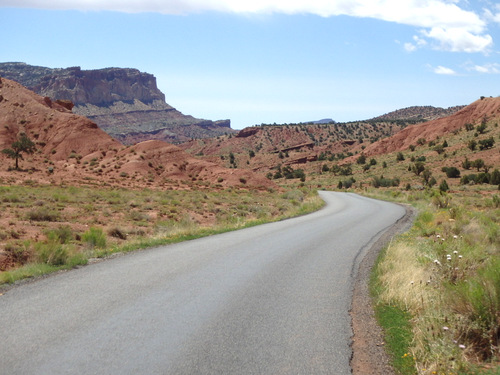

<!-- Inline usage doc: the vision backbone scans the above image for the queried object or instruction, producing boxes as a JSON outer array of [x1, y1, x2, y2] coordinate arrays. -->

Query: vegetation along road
[[0, 191, 405, 374]]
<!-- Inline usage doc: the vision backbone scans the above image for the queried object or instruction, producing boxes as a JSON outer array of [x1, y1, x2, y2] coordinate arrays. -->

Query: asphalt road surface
[[0, 191, 405, 374]]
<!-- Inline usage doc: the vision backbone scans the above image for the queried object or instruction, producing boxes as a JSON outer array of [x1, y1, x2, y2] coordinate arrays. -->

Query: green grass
[[374, 304, 417, 375]]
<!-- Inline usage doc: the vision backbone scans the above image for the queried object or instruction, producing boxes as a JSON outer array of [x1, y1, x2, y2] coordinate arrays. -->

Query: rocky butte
[[0, 62, 235, 144]]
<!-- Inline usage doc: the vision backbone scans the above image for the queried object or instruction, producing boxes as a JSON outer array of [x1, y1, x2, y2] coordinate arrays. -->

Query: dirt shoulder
[[351, 205, 416, 375]]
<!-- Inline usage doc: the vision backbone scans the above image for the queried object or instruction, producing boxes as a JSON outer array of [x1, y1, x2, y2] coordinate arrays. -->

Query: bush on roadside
[[81, 227, 107, 249]]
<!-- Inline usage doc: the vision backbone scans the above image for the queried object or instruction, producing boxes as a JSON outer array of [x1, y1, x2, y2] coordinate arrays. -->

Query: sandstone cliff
[[0, 62, 235, 144], [0, 77, 273, 190]]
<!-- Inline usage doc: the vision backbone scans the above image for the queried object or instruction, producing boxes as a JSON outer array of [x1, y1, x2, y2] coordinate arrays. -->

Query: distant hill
[[361, 97, 500, 157], [0, 62, 236, 144], [369, 105, 465, 122], [0, 77, 274, 190]]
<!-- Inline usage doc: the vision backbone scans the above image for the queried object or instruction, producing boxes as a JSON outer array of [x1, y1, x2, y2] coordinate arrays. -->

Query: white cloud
[[433, 65, 457, 75], [404, 35, 428, 52], [423, 26, 492, 53], [2, 0, 493, 53], [404, 43, 417, 52], [468, 63, 500, 74]]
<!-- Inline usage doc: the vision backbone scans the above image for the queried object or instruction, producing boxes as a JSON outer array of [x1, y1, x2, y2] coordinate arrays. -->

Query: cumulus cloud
[[433, 65, 457, 75], [2, 0, 493, 53], [423, 27, 492, 53]]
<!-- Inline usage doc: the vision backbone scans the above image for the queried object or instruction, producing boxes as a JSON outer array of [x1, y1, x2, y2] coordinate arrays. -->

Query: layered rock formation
[[0, 77, 274, 190], [0, 62, 235, 144]]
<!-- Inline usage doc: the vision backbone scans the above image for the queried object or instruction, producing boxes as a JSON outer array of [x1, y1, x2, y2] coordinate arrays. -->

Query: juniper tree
[[2, 133, 36, 170]]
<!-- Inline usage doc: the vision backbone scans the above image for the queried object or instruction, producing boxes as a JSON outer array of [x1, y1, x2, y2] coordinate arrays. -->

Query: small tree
[[422, 168, 433, 186], [356, 154, 366, 164], [462, 157, 471, 170], [439, 179, 450, 192], [473, 159, 485, 172], [2, 133, 36, 170], [411, 162, 426, 176], [468, 139, 477, 151]]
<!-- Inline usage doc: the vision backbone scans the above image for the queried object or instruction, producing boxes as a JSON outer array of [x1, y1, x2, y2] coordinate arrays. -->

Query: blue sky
[[1, 1, 499, 129]]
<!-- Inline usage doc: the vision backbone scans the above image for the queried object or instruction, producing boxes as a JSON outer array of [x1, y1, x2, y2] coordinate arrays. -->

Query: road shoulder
[[350, 204, 416, 375]]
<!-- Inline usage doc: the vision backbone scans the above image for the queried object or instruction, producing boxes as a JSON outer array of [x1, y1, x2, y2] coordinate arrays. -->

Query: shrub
[[450, 258, 500, 361], [340, 177, 356, 189], [478, 137, 495, 150], [476, 122, 487, 134], [417, 138, 426, 145], [411, 162, 425, 176], [442, 166, 461, 178], [490, 169, 500, 185], [108, 227, 127, 240], [462, 157, 472, 170], [439, 179, 450, 192], [82, 227, 107, 249], [356, 154, 366, 164], [396, 152, 405, 161], [46, 225, 74, 244], [3, 242, 31, 268], [35, 240, 68, 266], [339, 165, 352, 176], [433, 144, 445, 154], [27, 208, 60, 222], [372, 176, 400, 188]]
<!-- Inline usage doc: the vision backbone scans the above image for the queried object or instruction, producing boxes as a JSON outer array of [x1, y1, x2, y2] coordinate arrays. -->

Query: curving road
[[0, 192, 405, 374]]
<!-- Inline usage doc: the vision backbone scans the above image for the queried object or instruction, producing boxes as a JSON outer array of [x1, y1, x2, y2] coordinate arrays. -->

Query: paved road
[[0, 192, 405, 374]]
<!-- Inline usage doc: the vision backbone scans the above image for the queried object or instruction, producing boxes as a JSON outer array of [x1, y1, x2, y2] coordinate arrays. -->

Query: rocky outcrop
[[0, 77, 274, 190], [34, 66, 166, 106], [0, 62, 236, 144]]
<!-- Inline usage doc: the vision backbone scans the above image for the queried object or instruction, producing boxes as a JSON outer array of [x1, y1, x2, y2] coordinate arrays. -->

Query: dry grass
[[371, 188, 499, 374], [0, 183, 324, 283]]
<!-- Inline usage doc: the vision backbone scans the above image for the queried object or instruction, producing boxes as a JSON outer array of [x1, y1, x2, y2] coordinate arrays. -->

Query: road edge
[[350, 203, 416, 374]]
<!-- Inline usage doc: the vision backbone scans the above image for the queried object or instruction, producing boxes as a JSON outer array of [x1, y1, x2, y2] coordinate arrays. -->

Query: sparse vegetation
[[0, 184, 323, 283], [370, 189, 500, 375], [2, 133, 36, 170]]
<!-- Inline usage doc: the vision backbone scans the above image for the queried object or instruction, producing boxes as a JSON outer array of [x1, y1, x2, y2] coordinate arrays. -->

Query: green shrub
[[46, 225, 74, 244], [442, 166, 461, 178], [82, 227, 107, 249], [478, 137, 495, 150], [372, 176, 400, 188], [439, 179, 450, 192], [35, 241, 68, 266]]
